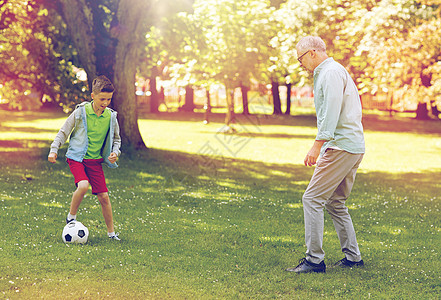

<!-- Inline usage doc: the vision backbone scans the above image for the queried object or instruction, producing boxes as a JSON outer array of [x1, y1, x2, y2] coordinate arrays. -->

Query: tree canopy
[[1, 0, 440, 147], [0, 0, 86, 110]]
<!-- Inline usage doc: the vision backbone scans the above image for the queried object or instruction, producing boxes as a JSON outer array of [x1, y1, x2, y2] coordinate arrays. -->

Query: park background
[[1, 0, 441, 299]]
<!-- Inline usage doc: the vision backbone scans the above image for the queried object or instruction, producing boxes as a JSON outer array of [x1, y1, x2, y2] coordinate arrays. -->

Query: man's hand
[[48, 152, 57, 163], [108, 152, 118, 164], [304, 140, 325, 166]]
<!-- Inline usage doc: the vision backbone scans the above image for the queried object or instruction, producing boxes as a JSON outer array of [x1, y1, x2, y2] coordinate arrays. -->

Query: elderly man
[[286, 36, 365, 273]]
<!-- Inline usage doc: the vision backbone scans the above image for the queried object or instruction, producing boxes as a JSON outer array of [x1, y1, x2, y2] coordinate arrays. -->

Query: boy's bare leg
[[97, 192, 114, 233], [69, 180, 89, 215]]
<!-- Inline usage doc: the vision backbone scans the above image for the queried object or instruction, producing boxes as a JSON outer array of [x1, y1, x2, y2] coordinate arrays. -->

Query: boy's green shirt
[[84, 102, 111, 159]]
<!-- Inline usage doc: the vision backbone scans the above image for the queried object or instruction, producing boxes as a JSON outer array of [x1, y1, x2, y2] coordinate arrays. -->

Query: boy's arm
[[111, 116, 121, 157], [48, 111, 76, 159]]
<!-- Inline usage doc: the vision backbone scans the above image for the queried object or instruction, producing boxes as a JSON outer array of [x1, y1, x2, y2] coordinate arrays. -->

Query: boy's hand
[[108, 152, 118, 164], [48, 152, 57, 163]]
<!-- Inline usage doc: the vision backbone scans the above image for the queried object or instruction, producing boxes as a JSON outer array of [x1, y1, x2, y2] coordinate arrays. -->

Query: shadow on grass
[[2, 135, 440, 198], [0, 140, 24, 148], [1, 130, 440, 201], [124, 148, 311, 183], [112, 147, 441, 199], [1, 139, 441, 298], [0, 140, 57, 174], [362, 114, 441, 135], [103, 148, 441, 256], [0, 109, 67, 123], [0, 126, 58, 134]]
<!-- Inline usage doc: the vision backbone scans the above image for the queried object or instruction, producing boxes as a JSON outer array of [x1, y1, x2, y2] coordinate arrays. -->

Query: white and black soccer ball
[[62, 221, 89, 244]]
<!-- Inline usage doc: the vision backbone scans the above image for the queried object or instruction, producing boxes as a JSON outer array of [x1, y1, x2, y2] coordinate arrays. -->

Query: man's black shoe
[[66, 218, 75, 224], [334, 257, 364, 268], [285, 258, 326, 273]]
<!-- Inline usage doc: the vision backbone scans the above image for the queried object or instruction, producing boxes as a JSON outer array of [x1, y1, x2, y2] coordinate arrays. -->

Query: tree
[[274, 0, 331, 115], [261, 17, 298, 115], [280, 0, 441, 119], [48, 0, 147, 149], [340, 0, 441, 119], [0, 0, 86, 111], [48, 0, 193, 149], [140, 27, 168, 114], [138, 2, 195, 113], [171, 0, 279, 124]]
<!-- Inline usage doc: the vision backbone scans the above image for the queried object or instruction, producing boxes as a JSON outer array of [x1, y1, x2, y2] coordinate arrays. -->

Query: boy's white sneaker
[[109, 234, 121, 241], [66, 218, 75, 224]]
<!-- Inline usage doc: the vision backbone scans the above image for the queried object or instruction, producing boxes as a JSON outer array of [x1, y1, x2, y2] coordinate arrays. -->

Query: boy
[[48, 75, 122, 241]]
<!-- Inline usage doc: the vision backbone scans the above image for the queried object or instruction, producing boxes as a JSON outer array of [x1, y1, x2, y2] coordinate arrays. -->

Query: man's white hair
[[296, 36, 327, 53]]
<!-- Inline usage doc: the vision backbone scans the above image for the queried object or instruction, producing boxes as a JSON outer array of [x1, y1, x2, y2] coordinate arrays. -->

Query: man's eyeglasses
[[297, 50, 311, 64]]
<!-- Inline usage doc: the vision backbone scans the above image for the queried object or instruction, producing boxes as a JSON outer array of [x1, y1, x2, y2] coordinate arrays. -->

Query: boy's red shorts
[[67, 158, 108, 195]]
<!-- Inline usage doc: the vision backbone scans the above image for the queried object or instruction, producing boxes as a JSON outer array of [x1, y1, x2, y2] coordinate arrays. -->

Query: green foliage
[[343, 0, 440, 101], [274, 0, 441, 105], [137, 0, 195, 81], [165, 0, 280, 89], [0, 0, 87, 111], [2, 0, 441, 113]]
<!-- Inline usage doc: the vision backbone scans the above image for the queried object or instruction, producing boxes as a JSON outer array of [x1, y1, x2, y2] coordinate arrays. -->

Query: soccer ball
[[62, 221, 89, 244]]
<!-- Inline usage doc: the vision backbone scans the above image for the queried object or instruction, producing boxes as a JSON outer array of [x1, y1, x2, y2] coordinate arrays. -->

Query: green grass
[[1, 109, 441, 299]]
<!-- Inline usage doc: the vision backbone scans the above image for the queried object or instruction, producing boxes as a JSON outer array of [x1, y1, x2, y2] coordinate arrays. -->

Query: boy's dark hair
[[92, 75, 114, 94]]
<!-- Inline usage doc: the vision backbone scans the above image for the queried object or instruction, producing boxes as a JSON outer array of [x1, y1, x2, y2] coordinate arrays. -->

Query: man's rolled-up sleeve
[[315, 70, 345, 141]]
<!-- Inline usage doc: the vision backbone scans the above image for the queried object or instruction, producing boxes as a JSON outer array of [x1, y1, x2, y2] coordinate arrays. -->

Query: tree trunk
[[112, 0, 147, 150], [431, 100, 439, 118], [180, 85, 195, 112], [113, 51, 146, 150], [272, 80, 282, 115], [285, 83, 292, 115], [241, 84, 249, 115], [388, 91, 394, 117], [206, 89, 211, 112], [415, 102, 430, 120], [59, 0, 97, 88], [149, 67, 159, 113], [59, 0, 148, 150], [415, 69, 432, 120], [89, 1, 116, 82], [204, 89, 211, 124], [225, 89, 234, 126]]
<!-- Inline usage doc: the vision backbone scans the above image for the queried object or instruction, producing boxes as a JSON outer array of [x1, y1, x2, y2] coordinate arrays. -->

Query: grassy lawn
[[0, 109, 440, 299]]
